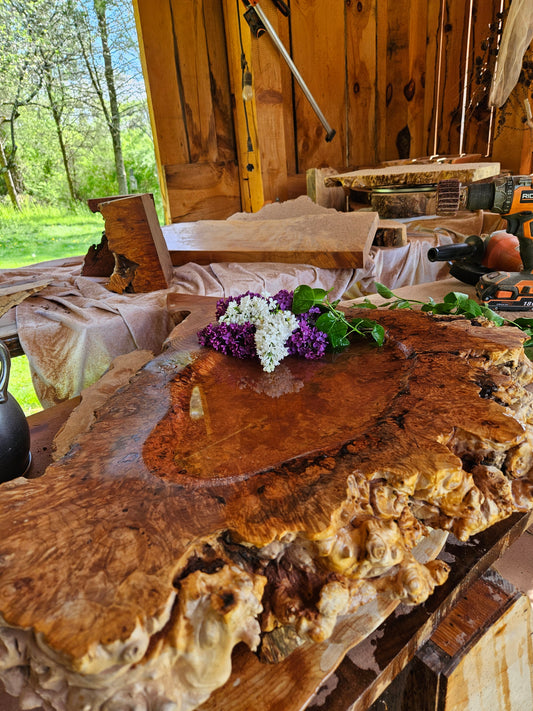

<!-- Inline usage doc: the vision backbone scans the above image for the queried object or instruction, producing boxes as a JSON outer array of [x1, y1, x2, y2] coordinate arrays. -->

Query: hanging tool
[[241, 0, 336, 142], [435, 176, 533, 310]]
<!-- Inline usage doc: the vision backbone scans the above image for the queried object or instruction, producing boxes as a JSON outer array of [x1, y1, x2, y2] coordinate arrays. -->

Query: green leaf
[[514, 317, 533, 330], [460, 299, 483, 317], [292, 285, 326, 314], [369, 322, 386, 346], [443, 291, 470, 306], [375, 282, 395, 299], [357, 299, 378, 309]]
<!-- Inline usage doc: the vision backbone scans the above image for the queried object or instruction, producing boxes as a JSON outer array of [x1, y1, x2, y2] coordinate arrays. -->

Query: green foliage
[[8, 356, 42, 416], [360, 282, 533, 358], [292, 285, 386, 351], [0, 0, 162, 211], [0, 201, 103, 267]]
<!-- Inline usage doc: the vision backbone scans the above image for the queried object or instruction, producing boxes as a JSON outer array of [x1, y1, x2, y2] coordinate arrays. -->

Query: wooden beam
[[222, 0, 265, 212]]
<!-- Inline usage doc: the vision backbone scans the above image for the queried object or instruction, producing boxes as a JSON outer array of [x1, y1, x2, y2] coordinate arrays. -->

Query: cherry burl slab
[[0, 297, 531, 711]]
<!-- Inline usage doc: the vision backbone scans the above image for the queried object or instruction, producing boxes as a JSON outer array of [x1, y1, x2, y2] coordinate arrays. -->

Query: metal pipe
[[251, 2, 336, 142]]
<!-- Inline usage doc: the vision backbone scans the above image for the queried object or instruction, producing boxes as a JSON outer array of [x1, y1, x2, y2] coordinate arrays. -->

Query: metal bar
[[252, 3, 336, 142]]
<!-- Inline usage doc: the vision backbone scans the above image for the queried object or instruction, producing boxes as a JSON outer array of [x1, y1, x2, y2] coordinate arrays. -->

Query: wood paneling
[[222, 0, 265, 213], [249, 2, 289, 203], [134, 0, 527, 220], [288, 0, 346, 171], [346, 0, 378, 168], [166, 161, 241, 222]]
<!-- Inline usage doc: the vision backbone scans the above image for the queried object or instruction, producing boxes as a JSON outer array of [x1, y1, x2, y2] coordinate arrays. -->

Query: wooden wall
[[133, 0, 531, 223]]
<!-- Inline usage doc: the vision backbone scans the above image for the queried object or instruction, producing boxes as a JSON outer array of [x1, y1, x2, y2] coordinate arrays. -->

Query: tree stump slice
[[0, 299, 532, 711]]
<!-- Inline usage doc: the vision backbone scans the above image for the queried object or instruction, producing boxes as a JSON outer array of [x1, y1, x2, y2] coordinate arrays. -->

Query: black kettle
[[0, 340, 31, 480]]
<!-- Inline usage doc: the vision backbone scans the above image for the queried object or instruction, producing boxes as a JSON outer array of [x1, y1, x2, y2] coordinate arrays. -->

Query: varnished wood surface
[[12, 296, 533, 711], [24, 396, 533, 711]]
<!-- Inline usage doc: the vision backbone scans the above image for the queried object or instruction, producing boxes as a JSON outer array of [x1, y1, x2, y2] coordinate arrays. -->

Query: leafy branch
[[292, 285, 386, 351], [359, 283, 533, 357]]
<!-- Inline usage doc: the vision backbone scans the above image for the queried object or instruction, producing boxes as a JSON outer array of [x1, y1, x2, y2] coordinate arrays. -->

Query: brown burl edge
[[0, 302, 533, 711]]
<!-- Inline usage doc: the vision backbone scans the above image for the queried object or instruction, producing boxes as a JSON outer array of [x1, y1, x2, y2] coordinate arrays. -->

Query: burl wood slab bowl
[[0, 297, 532, 711]]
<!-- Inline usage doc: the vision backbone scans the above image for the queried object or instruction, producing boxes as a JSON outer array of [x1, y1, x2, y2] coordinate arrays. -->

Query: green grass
[[9, 356, 42, 416], [0, 201, 104, 268], [1, 201, 104, 414]]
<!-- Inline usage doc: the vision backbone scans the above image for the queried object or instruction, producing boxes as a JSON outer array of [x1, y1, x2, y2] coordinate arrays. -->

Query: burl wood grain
[[325, 162, 501, 190], [0, 301, 532, 710]]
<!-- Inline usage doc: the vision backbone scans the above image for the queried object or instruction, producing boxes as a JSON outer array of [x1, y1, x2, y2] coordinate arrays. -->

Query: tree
[[0, 0, 155, 205], [71, 0, 142, 195]]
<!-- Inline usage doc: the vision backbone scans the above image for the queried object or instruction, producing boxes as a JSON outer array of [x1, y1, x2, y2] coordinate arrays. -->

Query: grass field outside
[[0, 201, 104, 268], [1, 202, 105, 414]]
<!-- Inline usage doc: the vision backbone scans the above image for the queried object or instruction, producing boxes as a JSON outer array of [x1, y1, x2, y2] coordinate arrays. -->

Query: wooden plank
[[0, 279, 51, 319], [414, 571, 533, 711], [222, 0, 265, 212], [346, 0, 378, 167], [202, 0, 236, 164], [171, 0, 217, 163], [376, 0, 429, 161], [277, 8, 297, 178], [306, 167, 346, 210], [249, 1, 288, 204], [26, 397, 80, 479], [165, 161, 241, 222], [435, 2, 470, 155], [288, 0, 345, 171], [374, 220, 408, 246], [164, 211, 379, 268], [132, 0, 189, 223], [407, 0, 431, 159], [439, 591, 533, 710], [424, 0, 444, 156], [375, 2, 389, 161], [325, 161, 501, 190], [430, 574, 511, 658]]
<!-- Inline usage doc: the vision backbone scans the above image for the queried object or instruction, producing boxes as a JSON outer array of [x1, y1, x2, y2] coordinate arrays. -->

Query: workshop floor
[[493, 521, 533, 605]]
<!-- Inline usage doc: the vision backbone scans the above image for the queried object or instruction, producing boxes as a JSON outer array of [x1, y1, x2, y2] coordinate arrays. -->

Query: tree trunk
[[43, 72, 79, 202], [0, 135, 20, 210], [94, 0, 128, 195]]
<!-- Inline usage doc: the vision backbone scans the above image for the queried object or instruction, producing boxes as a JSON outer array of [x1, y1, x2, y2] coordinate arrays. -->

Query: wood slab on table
[[21, 404, 533, 711], [324, 162, 501, 190], [1, 295, 533, 711], [163, 211, 379, 268]]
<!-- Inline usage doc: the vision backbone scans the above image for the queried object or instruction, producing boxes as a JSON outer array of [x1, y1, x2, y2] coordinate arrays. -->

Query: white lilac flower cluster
[[220, 294, 299, 372]]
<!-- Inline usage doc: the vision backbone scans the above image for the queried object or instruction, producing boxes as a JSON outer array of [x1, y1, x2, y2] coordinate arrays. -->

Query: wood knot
[[403, 78, 415, 101]]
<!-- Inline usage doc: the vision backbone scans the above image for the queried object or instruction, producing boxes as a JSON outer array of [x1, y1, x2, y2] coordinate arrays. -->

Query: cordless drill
[[436, 175, 533, 310]]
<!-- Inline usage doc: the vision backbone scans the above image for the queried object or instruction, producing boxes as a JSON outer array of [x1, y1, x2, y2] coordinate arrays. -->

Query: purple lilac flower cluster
[[198, 289, 328, 365], [287, 306, 328, 359]]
